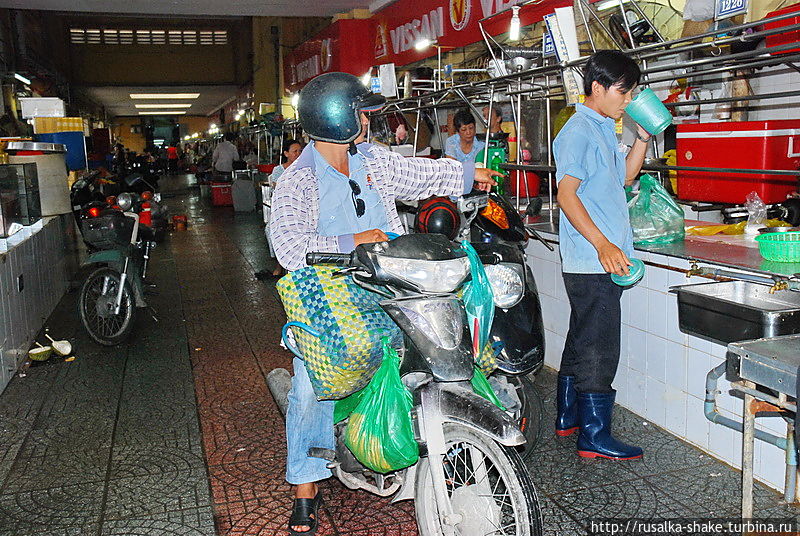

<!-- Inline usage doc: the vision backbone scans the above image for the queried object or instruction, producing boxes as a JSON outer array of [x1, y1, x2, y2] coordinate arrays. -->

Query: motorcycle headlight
[[117, 192, 135, 211], [377, 256, 470, 293], [484, 262, 524, 309]]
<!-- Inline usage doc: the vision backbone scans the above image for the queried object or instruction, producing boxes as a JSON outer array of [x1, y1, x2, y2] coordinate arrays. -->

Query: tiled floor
[[0, 178, 796, 535]]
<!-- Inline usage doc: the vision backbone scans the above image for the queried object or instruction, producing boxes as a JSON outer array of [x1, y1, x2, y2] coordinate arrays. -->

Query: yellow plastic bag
[[686, 219, 790, 236]]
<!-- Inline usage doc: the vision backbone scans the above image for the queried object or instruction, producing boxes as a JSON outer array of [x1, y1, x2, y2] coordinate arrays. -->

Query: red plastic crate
[[211, 182, 233, 206], [676, 120, 800, 205], [765, 3, 800, 55]]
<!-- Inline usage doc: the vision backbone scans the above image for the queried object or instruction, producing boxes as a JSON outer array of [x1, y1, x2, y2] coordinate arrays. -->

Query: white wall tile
[[647, 291, 669, 340], [620, 288, 631, 326], [629, 286, 648, 330], [664, 340, 687, 391], [708, 409, 739, 467], [687, 333, 715, 356], [716, 379, 742, 417], [628, 327, 648, 374], [685, 395, 711, 451], [686, 348, 711, 400], [664, 386, 687, 437], [553, 298, 571, 338], [646, 335, 667, 384], [645, 377, 667, 428], [664, 295, 686, 345], [544, 329, 565, 369], [553, 271, 566, 302], [754, 440, 788, 491], [627, 369, 647, 411], [648, 265, 671, 293]]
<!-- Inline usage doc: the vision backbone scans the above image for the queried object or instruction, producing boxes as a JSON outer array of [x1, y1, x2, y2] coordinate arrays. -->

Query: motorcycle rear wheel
[[415, 424, 543, 536], [78, 267, 136, 346]]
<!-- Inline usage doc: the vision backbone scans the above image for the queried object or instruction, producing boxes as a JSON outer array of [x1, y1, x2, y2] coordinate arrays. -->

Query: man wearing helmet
[[270, 72, 501, 535]]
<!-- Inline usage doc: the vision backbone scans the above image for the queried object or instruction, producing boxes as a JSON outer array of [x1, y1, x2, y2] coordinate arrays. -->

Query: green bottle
[[476, 141, 508, 196]]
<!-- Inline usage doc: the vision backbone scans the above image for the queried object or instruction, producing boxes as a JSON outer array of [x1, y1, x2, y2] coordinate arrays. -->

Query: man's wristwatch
[[636, 131, 652, 143]]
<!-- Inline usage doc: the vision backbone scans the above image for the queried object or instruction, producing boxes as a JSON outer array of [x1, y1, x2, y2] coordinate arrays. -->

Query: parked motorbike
[[76, 193, 156, 346], [270, 233, 543, 535], [412, 191, 547, 459], [71, 172, 168, 244]]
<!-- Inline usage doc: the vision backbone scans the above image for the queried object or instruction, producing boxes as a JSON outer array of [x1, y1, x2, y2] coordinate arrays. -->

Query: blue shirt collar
[[575, 103, 616, 129], [294, 140, 375, 175]]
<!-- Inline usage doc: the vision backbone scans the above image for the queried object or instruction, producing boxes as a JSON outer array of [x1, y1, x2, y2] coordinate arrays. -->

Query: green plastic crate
[[755, 232, 800, 262]]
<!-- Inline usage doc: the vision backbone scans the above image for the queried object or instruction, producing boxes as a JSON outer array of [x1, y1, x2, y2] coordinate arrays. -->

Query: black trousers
[[559, 273, 623, 393]]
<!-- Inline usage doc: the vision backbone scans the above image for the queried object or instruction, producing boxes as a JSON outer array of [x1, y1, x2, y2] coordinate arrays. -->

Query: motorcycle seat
[[138, 224, 155, 242]]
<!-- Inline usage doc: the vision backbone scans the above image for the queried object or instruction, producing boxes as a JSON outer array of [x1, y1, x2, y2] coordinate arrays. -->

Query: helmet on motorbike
[[414, 197, 461, 240], [298, 72, 386, 144]]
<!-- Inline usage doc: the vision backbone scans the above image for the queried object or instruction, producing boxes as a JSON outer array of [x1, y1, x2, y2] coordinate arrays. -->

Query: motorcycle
[[412, 191, 547, 459], [76, 193, 156, 346], [270, 232, 543, 535], [71, 172, 168, 244]]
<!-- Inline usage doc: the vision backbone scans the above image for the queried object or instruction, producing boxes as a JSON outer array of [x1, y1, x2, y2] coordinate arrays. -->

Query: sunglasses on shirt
[[349, 179, 366, 218]]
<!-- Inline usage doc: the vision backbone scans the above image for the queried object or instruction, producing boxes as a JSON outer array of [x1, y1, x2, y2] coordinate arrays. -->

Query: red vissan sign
[[284, 19, 376, 94], [372, 0, 571, 66]]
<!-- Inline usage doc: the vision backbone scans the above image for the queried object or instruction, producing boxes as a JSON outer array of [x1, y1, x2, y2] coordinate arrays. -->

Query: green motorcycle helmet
[[298, 72, 386, 144]]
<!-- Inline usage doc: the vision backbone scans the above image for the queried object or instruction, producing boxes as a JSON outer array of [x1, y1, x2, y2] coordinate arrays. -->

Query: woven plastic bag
[[342, 339, 419, 473], [628, 174, 685, 244], [277, 266, 401, 400], [460, 242, 496, 375]]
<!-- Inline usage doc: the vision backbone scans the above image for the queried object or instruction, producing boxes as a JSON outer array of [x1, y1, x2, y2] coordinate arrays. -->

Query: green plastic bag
[[341, 339, 419, 473], [628, 174, 685, 245], [470, 367, 505, 410], [461, 241, 495, 360]]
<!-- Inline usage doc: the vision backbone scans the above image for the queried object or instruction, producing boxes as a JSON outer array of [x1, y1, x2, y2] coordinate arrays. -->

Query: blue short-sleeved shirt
[[312, 144, 389, 239], [444, 134, 485, 164], [554, 103, 633, 274]]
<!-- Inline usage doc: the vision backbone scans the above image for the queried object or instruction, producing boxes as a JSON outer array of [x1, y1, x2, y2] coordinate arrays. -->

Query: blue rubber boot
[[555, 375, 579, 437], [576, 391, 643, 460]]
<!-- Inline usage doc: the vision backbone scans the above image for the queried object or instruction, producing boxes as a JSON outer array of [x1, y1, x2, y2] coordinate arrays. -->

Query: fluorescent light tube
[[130, 93, 200, 99], [135, 103, 192, 109]]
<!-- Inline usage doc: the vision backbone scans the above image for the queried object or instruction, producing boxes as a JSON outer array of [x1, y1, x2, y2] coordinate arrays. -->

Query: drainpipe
[[704, 363, 797, 503]]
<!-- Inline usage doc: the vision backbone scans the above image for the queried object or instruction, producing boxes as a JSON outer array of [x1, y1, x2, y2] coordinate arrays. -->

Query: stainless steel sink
[[671, 281, 800, 345]]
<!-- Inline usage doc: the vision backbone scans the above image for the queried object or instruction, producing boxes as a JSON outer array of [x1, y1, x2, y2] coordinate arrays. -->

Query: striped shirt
[[269, 142, 475, 271]]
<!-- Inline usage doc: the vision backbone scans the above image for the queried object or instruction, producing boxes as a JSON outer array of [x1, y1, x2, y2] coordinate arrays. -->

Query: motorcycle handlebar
[[306, 252, 352, 266]]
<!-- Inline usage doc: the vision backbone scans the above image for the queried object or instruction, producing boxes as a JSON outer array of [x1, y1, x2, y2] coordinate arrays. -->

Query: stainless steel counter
[[526, 215, 800, 278]]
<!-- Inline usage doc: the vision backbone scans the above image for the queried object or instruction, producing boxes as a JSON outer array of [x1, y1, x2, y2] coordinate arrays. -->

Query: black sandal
[[288, 492, 323, 536]]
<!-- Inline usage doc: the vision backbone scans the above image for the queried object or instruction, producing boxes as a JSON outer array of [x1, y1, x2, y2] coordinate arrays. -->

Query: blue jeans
[[285, 357, 335, 485]]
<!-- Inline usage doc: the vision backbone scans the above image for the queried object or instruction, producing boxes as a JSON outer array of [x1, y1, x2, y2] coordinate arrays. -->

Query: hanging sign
[[714, 0, 747, 20], [542, 29, 556, 58], [371, 0, 571, 66], [284, 19, 376, 93]]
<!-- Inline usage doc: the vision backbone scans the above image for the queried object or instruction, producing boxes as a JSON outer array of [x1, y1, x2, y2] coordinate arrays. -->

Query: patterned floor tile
[[0, 482, 103, 533], [100, 506, 216, 535], [103, 468, 212, 520], [550, 476, 700, 520], [2, 447, 110, 492]]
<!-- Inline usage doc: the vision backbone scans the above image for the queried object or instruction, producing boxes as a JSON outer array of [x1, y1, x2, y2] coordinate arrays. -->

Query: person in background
[[482, 105, 504, 134], [254, 139, 303, 282], [167, 144, 179, 174], [270, 139, 303, 183], [212, 132, 240, 178], [553, 49, 650, 461], [444, 108, 486, 163]]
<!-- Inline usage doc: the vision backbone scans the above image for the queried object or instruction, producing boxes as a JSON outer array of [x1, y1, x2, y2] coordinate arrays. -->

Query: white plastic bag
[[744, 191, 767, 236]]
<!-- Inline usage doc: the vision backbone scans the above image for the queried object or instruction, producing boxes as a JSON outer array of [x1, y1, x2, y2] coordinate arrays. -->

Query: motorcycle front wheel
[[414, 424, 543, 536], [78, 267, 136, 346]]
